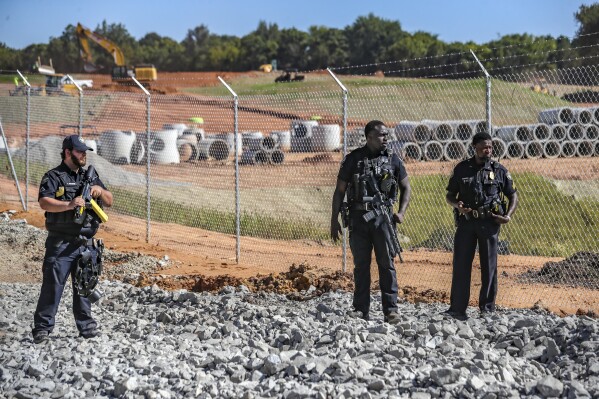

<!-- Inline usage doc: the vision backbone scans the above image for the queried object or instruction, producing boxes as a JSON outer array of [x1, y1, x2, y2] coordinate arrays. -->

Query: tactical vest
[[349, 151, 398, 206], [457, 160, 506, 220], [45, 169, 101, 238]]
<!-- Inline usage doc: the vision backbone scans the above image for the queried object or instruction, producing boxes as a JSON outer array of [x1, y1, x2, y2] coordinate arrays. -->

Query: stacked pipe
[[240, 131, 286, 165]]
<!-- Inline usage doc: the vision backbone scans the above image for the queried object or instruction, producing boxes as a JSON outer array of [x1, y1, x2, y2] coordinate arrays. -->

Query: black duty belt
[[47, 231, 96, 246], [350, 203, 373, 211]]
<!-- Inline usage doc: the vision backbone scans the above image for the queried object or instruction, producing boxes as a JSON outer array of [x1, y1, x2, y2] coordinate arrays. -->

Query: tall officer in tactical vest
[[331, 120, 411, 324], [445, 132, 518, 320], [32, 135, 113, 343]]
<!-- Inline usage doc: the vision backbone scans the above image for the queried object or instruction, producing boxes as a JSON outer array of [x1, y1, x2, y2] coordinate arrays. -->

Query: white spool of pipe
[[401, 142, 422, 162], [291, 120, 318, 138], [567, 124, 585, 141], [576, 140, 594, 157], [542, 140, 561, 159], [538, 107, 575, 125], [525, 141, 543, 159], [491, 138, 507, 159], [423, 141, 443, 161], [443, 140, 467, 161], [506, 141, 525, 159], [183, 128, 205, 142], [394, 122, 431, 144], [560, 141, 576, 158], [496, 125, 533, 143], [241, 149, 270, 165], [162, 123, 187, 137], [260, 136, 278, 151], [584, 125, 599, 141], [130, 139, 145, 165], [551, 124, 567, 141], [197, 139, 230, 161], [311, 124, 341, 152], [527, 124, 551, 142], [98, 130, 136, 165], [270, 131, 291, 151], [177, 138, 198, 162], [573, 108, 593, 125], [242, 131, 264, 150], [591, 107, 599, 125], [149, 129, 180, 164], [84, 139, 97, 153]]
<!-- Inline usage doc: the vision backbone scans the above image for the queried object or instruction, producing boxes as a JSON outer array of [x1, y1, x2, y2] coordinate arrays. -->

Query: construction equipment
[[274, 69, 305, 83], [76, 23, 157, 84], [259, 64, 273, 73]]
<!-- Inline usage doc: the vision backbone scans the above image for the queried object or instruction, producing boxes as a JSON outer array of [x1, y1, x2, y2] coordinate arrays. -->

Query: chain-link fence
[[0, 49, 597, 314]]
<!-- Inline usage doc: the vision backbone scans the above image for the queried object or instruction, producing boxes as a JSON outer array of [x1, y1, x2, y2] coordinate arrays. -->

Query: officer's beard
[[71, 153, 86, 168]]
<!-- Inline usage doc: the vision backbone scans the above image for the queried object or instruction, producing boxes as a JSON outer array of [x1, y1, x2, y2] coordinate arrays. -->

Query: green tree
[[572, 3, 599, 67], [182, 25, 212, 70], [276, 28, 309, 70], [206, 36, 241, 71], [138, 33, 186, 71], [305, 26, 348, 70], [0, 43, 21, 70], [46, 25, 80, 73], [238, 21, 280, 70]]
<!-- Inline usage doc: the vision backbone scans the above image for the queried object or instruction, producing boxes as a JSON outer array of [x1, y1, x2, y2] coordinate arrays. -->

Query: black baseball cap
[[62, 135, 93, 151]]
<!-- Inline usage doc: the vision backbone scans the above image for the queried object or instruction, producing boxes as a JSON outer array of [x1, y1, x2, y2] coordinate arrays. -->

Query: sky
[[0, 0, 596, 50]]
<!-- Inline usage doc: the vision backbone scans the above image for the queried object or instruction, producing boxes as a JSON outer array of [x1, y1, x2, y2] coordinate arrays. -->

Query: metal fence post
[[327, 68, 349, 273], [218, 76, 241, 264], [17, 70, 30, 211], [470, 50, 492, 135], [0, 117, 26, 210], [132, 77, 152, 243], [65, 75, 83, 137]]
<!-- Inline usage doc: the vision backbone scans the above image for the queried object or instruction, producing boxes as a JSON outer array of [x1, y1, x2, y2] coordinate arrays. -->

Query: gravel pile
[[528, 252, 599, 290], [1, 282, 598, 398], [1, 213, 598, 398]]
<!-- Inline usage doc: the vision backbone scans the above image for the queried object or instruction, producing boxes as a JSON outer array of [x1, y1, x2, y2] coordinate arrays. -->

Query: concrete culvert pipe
[[215, 133, 242, 155], [177, 139, 198, 162], [183, 128, 205, 142], [242, 132, 264, 150], [130, 139, 145, 165], [197, 139, 230, 161], [291, 120, 318, 138], [149, 129, 180, 164], [542, 140, 561, 159], [463, 120, 488, 134], [423, 120, 454, 142], [401, 142, 422, 162], [270, 131, 291, 151], [443, 141, 467, 160], [394, 122, 431, 144], [595, 141, 599, 157], [98, 130, 136, 165], [584, 125, 599, 141], [591, 107, 599, 125], [576, 140, 594, 157], [270, 149, 285, 164], [525, 141, 543, 159], [491, 138, 507, 159], [84, 139, 97, 152], [551, 124, 567, 141], [311, 124, 341, 152], [451, 122, 474, 141], [573, 108, 593, 125], [506, 142, 525, 159], [260, 136, 278, 151], [538, 107, 574, 125], [466, 143, 475, 158], [560, 141, 577, 158], [241, 149, 270, 165], [527, 124, 551, 142], [567, 124, 585, 141], [290, 137, 312, 152], [423, 141, 443, 161], [496, 125, 533, 143]]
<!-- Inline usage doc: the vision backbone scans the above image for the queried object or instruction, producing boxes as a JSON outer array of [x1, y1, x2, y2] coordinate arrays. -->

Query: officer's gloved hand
[[393, 212, 405, 224], [69, 196, 85, 210], [330, 219, 342, 242], [491, 214, 510, 224]]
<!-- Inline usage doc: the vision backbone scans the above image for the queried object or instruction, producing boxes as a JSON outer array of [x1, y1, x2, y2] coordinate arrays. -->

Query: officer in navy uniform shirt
[[32, 135, 113, 343], [445, 132, 518, 320], [331, 120, 411, 324]]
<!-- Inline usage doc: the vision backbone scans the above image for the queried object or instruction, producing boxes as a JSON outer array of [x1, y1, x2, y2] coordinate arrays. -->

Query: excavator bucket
[[83, 62, 100, 73]]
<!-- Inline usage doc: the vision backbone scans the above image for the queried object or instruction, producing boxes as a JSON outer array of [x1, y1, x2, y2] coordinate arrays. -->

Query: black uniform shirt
[[39, 162, 107, 236], [338, 146, 407, 184], [446, 157, 516, 207]]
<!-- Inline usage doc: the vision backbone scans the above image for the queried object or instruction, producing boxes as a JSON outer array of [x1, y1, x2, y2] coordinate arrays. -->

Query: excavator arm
[[76, 23, 126, 72]]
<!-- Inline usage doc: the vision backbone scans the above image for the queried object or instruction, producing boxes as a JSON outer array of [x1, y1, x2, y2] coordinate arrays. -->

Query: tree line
[[0, 5, 597, 77]]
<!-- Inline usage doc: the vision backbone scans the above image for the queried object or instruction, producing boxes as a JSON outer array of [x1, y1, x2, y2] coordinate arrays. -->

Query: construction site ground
[[1, 72, 598, 317]]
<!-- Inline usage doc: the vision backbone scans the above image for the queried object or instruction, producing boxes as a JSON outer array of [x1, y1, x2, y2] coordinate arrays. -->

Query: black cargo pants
[[349, 211, 398, 317]]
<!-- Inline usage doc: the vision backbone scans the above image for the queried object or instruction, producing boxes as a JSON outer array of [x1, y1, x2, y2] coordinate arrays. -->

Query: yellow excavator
[[76, 23, 157, 84]]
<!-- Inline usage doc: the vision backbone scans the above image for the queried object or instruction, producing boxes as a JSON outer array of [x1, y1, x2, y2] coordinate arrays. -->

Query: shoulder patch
[[506, 172, 513, 180]]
